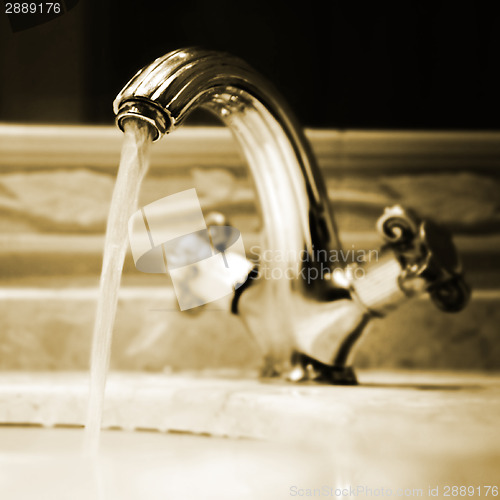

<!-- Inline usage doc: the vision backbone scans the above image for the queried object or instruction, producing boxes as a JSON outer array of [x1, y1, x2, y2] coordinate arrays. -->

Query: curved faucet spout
[[114, 48, 349, 373], [114, 48, 469, 383], [114, 48, 341, 270]]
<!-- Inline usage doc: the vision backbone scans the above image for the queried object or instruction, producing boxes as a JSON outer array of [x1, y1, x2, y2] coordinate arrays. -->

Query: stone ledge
[[0, 288, 498, 372], [0, 370, 498, 487]]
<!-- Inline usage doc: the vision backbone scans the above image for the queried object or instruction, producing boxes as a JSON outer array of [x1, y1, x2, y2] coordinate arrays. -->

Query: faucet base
[[287, 352, 358, 385]]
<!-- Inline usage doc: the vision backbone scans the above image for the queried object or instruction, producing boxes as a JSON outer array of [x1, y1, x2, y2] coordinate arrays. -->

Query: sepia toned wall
[[0, 125, 498, 372]]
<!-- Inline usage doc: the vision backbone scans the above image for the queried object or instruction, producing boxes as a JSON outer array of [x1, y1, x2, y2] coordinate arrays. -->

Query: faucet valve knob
[[376, 205, 470, 313]]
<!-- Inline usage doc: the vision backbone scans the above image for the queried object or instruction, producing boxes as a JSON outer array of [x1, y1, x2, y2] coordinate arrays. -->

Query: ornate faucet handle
[[376, 206, 470, 313]]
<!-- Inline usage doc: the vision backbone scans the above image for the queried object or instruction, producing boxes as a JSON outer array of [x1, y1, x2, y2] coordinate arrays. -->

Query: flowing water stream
[[84, 119, 154, 455]]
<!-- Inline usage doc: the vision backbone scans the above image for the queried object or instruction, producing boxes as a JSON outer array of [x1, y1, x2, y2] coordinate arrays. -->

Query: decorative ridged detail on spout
[[114, 48, 286, 137]]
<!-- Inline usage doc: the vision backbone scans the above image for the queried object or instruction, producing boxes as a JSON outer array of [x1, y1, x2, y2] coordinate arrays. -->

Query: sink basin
[[0, 427, 332, 500]]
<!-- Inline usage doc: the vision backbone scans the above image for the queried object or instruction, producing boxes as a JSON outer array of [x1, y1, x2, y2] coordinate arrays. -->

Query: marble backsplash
[[0, 126, 498, 373]]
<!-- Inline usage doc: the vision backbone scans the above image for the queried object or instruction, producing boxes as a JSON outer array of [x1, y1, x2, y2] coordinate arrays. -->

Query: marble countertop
[[0, 370, 498, 490]]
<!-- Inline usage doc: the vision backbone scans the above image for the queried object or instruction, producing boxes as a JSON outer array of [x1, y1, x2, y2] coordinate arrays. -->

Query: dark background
[[1, 1, 499, 129]]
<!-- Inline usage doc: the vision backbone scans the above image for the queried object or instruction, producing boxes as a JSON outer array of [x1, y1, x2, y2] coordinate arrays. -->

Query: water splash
[[84, 120, 153, 455]]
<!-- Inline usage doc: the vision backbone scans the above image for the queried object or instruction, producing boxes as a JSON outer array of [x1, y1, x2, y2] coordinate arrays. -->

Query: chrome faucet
[[114, 48, 470, 384]]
